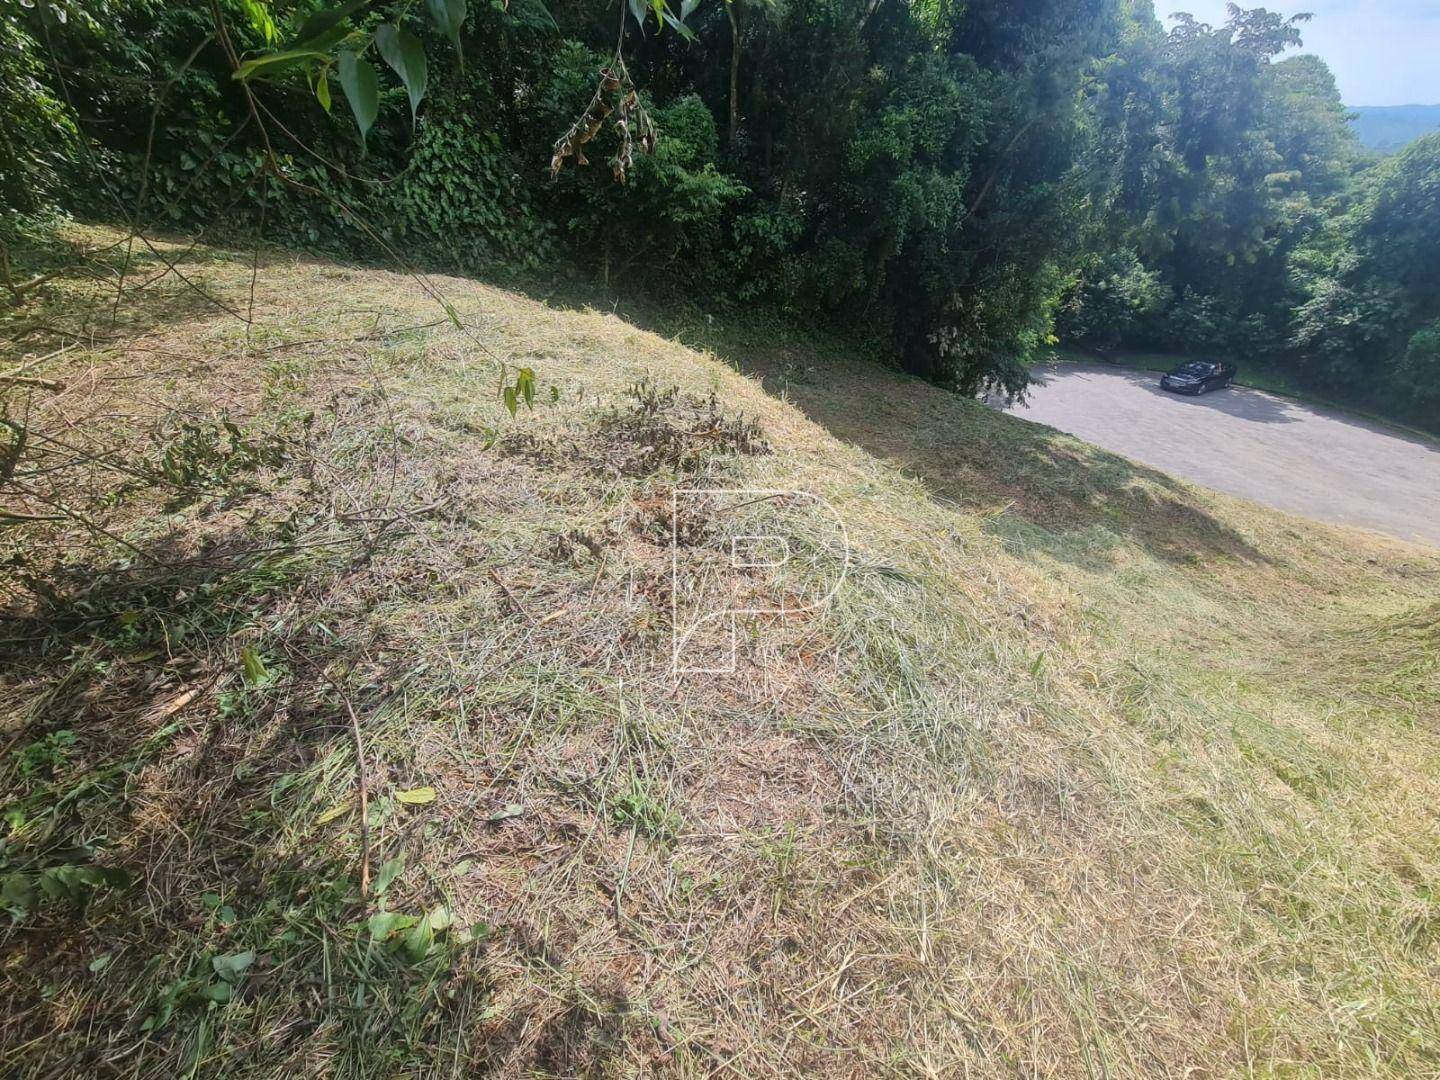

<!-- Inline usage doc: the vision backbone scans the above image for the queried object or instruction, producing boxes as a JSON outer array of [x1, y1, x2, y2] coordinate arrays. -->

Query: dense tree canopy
[[2, 0, 1436, 425]]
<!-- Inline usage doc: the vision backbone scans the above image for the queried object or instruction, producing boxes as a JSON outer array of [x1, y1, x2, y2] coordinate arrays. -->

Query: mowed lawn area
[[2, 229, 1439, 1076]]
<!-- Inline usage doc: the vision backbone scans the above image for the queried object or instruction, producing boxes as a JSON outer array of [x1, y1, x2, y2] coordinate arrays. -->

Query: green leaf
[[452, 920, 490, 946], [232, 48, 326, 82], [487, 803, 524, 823], [401, 916, 433, 962], [337, 51, 380, 148], [292, 0, 372, 49], [367, 910, 418, 940], [315, 68, 332, 113], [202, 980, 233, 1004], [651, 0, 664, 29], [627, 0, 647, 30], [375, 24, 427, 127], [315, 797, 352, 824], [240, 646, 269, 687], [517, 367, 536, 408], [395, 786, 436, 805], [662, 9, 697, 40], [211, 950, 255, 984], [514, 0, 559, 30], [680, 0, 700, 20], [374, 855, 405, 895], [88, 953, 113, 974], [425, 0, 468, 64], [241, 0, 279, 44], [1, 872, 35, 914], [503, 386, 518, 417]]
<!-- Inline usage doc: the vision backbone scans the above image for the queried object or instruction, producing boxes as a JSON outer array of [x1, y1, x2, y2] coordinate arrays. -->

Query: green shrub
[[1059, 249, 1169, 348], [1394, 322, 1440, 413], [0, 8, 77, 214], [535, 57, 747, 293]]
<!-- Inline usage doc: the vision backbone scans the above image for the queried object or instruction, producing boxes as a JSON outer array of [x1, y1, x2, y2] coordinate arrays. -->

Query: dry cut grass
[[1, 224, 1438, 1077]]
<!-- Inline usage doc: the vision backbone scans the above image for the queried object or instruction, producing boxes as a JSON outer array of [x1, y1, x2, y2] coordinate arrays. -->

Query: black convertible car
[[1160, 360, 1237, 395]]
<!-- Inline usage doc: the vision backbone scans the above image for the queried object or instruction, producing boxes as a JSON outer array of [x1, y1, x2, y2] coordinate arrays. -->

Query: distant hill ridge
[[1350, 104, 1440, 153]]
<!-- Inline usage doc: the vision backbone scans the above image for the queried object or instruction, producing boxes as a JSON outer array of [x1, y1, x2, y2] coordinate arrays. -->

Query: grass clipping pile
[[3, 229, 1440, 1078]]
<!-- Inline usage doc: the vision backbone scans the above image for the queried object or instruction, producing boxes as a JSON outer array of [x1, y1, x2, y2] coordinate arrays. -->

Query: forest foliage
[[2, 0, 1438, 425]]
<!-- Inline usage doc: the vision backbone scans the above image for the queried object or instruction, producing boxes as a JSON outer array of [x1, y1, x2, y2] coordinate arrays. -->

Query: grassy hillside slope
[[2, 227, 1439, 1077]]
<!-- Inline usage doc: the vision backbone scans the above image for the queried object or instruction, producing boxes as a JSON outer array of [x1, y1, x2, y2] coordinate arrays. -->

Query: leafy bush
[[1153, 289, 1273, 357], [1059, 249, 1169, 348], [724, 203, 806, 303], [1285, 134, 1440, 417], [1394, 322, 1440, 414], [535, 50, 747, 293], [0, 8, 77, 214], [1290, 277, 1403, 388]]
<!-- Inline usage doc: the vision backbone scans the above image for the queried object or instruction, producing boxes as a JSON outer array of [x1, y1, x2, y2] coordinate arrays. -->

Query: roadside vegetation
[[5, 0, 1440, 428], [2, 226, 1438, 1076]]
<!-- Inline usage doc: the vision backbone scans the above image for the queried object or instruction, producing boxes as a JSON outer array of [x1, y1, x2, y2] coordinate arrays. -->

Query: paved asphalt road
[[1002, 361, 1440, 549]]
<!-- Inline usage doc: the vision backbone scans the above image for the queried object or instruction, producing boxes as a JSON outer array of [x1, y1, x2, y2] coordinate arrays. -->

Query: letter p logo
[[670, 488, 849, 675]]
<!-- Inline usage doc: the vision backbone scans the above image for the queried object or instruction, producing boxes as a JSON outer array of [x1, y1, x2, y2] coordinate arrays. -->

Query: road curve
[[1001, 361, 1440, 549]]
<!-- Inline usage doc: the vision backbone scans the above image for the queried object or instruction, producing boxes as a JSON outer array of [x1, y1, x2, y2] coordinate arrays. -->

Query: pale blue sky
[[1162, 2, 1440, 106]]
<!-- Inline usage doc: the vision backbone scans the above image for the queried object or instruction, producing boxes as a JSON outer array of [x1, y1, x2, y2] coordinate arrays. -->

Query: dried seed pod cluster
[[551, 62, 657, 184]]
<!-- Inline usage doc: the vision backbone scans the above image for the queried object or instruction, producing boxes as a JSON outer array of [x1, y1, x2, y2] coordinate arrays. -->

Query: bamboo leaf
[[292, 0, 372, 49], [315, 798, 351, 824], [232, 48, 325, 81], [241, 0, 279, 44]]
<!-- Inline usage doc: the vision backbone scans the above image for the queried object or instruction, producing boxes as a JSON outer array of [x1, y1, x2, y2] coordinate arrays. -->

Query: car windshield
[[1175, 363, 1213, 376]]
